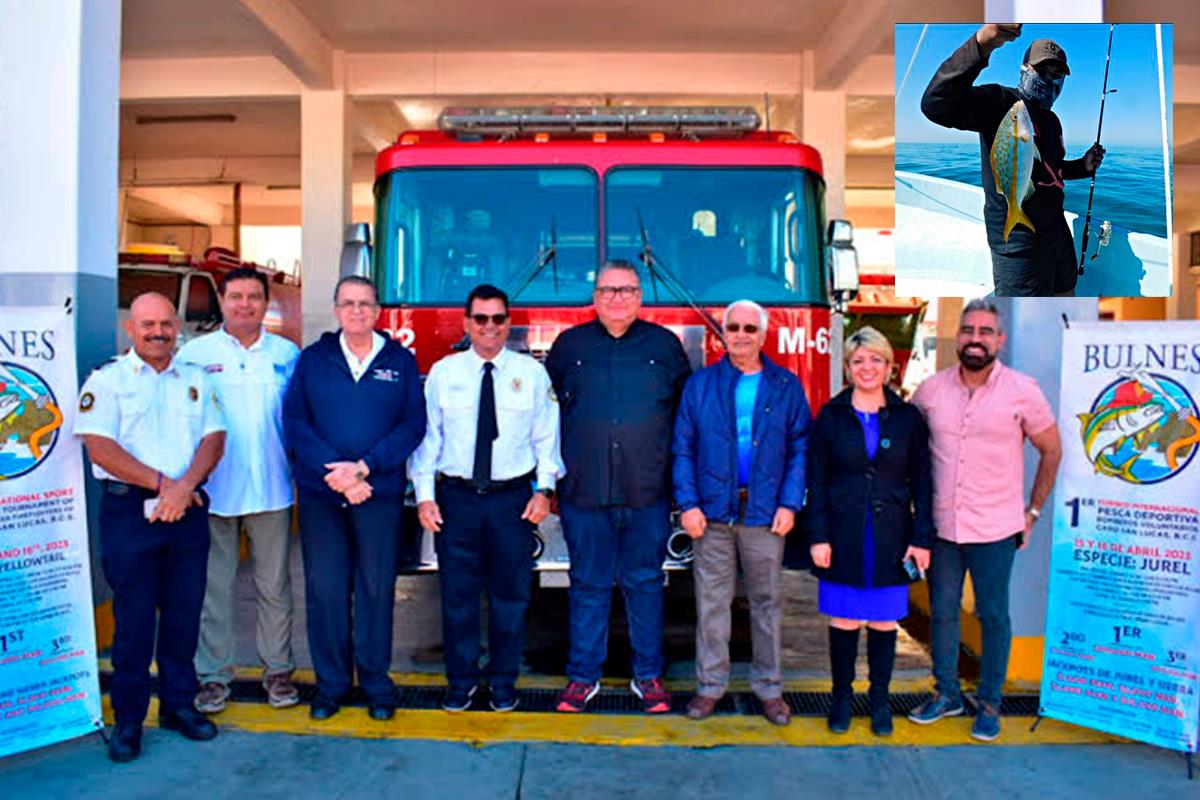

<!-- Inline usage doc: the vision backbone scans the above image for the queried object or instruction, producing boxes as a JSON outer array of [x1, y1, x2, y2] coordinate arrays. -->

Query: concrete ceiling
[[123, 0, 898, 56]]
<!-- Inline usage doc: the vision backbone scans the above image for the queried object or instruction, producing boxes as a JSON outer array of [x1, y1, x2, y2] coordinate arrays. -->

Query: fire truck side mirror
[[340, 223, 372, 279], [827, 219, 859, 308]]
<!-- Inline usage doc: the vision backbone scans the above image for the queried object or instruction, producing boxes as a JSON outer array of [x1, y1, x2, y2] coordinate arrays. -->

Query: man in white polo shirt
[[178, 266, 301, 713]]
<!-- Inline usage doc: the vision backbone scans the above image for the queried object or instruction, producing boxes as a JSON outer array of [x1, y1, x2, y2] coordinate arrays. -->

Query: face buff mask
[[1017, 63, 1064, 109]]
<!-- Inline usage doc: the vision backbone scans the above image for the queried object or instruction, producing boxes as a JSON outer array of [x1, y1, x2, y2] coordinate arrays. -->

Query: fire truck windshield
[[374, 167, 599, 306], [606, 166, 826, 305], [373, 164, 827, 307]]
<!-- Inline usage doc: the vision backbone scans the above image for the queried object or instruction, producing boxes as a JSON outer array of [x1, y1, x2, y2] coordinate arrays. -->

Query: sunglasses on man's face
[[725, 323, 759, 334], [470, 313, 509, 326]]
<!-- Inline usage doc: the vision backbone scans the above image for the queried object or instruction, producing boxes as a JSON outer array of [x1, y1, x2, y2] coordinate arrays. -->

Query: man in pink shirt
[[907, 299, 1061, 741]]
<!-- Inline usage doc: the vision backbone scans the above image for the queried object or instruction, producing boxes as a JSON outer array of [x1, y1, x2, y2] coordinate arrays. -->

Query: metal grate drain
[[100, 672, 1039, 717]]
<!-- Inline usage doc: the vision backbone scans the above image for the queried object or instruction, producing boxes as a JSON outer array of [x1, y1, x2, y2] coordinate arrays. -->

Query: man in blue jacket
[[672, 299, 811, 726], [282, 276, 426, 722]]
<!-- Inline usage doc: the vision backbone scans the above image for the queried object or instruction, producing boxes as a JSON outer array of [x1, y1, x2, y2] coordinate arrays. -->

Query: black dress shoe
[[310, 697, 341, 721], [108, 722, 142, 763], [368, 701, 396, 721], [160, 707, 218, 741]]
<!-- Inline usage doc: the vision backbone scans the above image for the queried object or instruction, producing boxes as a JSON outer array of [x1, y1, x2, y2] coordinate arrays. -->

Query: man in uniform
[[545, 260, 691, 714], [411, 284, 563, 713], [921, 23, 1106, 296], [76, 292, 226, 762], [908, 298, 1062, 741], [178, 267, 301, 714]]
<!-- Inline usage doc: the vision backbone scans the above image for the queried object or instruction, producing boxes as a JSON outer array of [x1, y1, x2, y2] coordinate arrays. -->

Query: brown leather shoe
[[762, 697, 792, 726], [685, 695, 719, 720]]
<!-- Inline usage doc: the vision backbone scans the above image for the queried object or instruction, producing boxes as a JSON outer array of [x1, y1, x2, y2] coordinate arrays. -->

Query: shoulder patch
[[79, 392, 95, 412]]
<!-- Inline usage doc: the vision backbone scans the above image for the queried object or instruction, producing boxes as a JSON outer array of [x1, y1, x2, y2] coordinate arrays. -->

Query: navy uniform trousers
[[297, 494, 403, 705], [100, 483, 209, 725], [435, 479, 535, 693]]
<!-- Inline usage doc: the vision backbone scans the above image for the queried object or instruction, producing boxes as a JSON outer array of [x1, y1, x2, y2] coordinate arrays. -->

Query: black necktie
[[473, 362, 498, 489]]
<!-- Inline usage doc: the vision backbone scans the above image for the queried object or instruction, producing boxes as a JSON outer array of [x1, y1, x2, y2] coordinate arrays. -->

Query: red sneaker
[[631, 678, 672, 714], [555, 680, 600, 713]]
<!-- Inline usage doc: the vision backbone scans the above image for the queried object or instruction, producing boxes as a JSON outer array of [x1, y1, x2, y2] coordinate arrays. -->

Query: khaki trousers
[[693, 519, 785, 700], [195, 509, 295, 684]]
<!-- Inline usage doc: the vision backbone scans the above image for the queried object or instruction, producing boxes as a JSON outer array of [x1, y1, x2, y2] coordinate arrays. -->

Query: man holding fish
[[921, 23, 1106, 296]]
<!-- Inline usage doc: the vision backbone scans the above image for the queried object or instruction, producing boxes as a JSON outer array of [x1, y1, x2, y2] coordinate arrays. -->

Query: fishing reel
[[1090, 220, 1113, 261]]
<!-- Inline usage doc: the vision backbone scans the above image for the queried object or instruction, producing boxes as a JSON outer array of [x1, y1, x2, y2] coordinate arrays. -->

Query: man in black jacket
[[921, 23, 1105, 296], [282, 276, 426, 722], [545, 260, 691, 714]]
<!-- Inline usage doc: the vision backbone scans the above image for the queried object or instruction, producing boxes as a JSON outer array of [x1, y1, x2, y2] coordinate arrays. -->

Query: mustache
[[143, 335, 172, 343]]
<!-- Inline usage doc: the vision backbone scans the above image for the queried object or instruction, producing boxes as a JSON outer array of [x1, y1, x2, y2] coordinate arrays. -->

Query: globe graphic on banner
[[0, 362, 63, 481], [1077, 371, 1200, 485]]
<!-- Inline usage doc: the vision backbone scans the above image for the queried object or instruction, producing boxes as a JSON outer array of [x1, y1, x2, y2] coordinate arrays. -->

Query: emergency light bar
[[437, 106, 762, 137]]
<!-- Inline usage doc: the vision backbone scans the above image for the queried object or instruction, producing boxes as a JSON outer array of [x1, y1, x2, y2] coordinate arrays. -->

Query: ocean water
[[896, 142, 1170, 238]]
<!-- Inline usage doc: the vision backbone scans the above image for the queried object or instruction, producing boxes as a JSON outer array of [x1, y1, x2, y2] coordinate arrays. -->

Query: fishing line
[[897, 24, 928, 100], [1155, 24, 1172, 254]]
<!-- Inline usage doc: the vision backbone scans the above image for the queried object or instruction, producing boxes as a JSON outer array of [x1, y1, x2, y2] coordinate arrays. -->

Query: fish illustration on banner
[[990, 99, 1041, 242], [1076, 371, 1200, 484]]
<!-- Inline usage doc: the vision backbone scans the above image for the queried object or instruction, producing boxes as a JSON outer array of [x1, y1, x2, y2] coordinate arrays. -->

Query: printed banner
[[1040, 321, 1200, 752], [0, 306, 102, 758]]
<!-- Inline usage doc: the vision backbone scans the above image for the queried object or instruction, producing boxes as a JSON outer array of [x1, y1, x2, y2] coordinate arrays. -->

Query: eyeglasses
[[594, 286, 641, 299], [335, 300, 377, 311], [725, 323, 760, 334], [470, 313, 509, 326]]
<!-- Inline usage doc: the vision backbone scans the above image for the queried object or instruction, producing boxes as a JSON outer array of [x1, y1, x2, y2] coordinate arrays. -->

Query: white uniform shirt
[[410, 346, 564, 503], [177, 327, 299, 516], [340, 332, 385, 382], [74, 350, 225, 481]]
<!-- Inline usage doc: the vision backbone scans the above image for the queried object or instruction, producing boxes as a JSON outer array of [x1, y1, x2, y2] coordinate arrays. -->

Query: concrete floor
[[1, 729, 1195, 800], [225, 538, 932, 682]]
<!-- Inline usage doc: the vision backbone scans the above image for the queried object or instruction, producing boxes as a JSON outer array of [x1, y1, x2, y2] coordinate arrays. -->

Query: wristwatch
[[1026, 506, 1041, 520], [536, 487, 555, 499]]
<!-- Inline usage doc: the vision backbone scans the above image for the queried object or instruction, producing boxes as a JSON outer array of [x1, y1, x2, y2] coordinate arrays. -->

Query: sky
[[895, 23, 1174, 148]]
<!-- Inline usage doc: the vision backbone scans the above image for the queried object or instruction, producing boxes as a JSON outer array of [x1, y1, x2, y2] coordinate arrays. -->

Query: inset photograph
[[894, 23, 1173, 298]]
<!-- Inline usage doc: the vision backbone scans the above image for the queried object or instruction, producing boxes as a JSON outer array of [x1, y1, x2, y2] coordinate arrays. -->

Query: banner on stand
[[0, 305, 102, 758], [1041, 321, 1200, 752]]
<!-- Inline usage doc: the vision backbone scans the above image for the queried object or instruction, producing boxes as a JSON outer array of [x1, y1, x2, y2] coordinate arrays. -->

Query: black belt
[[102, 480, 155, 499], [439, 472, 535, 495]]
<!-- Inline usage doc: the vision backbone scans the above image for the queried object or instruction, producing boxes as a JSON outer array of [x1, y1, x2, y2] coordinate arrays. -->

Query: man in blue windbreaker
[[672, 299, 811, 727], [282, 276, 426, 722]]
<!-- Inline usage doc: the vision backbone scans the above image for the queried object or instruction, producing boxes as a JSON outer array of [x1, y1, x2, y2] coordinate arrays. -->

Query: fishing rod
[[1079, 24, 1117, 277]]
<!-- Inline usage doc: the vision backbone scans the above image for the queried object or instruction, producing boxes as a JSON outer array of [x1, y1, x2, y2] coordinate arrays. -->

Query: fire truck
[[117, 244, 303, 349], [344, 106, 916, 581]]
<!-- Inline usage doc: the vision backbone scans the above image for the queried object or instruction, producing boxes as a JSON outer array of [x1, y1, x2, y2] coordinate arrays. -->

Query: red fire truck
[[347, 107, 909, 577]]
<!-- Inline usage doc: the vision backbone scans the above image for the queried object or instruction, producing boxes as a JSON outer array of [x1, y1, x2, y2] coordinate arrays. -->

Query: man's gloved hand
[[1084, 143, 1106, 172]]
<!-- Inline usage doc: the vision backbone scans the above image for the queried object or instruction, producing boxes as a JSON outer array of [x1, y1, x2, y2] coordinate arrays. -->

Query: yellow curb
[[104, 697, 1126, 748]]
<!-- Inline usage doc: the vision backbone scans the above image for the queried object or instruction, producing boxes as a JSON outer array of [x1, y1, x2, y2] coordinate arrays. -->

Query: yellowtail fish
[[1077, 402, 1164, 475], [990, 100, 1041, 242]]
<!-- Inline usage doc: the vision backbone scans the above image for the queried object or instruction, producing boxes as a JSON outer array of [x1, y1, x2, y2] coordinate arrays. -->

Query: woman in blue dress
[[806, 327, 934, 736]]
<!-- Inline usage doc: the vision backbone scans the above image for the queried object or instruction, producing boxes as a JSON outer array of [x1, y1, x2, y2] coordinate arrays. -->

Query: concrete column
[[801, 51, 846, 221], [300, 51, 351, 344], [997, 297, 1099, 683], [985, 0, 1102, 21], [1167, 230, 1199, 321], [0, 0, 121, 622]]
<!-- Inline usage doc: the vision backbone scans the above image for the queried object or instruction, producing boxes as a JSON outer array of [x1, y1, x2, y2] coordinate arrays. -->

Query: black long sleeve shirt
[[920, 35, 1093, 254], [545, 318, 691, 509]]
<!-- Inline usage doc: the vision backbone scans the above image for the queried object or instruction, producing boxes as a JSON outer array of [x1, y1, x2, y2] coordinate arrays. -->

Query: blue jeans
[[928, 534, 1018, 707], [560, 499, 671, 683]]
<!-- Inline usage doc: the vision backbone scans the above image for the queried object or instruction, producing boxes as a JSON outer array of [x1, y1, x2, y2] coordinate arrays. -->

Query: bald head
[[124, 291, 179, 369]]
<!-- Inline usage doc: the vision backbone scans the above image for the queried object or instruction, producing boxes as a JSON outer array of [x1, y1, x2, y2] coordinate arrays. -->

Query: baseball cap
[[1023, 38, 1070, 75]]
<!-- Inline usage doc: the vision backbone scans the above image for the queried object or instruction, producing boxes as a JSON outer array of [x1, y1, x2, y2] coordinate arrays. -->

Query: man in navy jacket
[[282, 276, 425, 721], [672, 299, 811, 726]]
